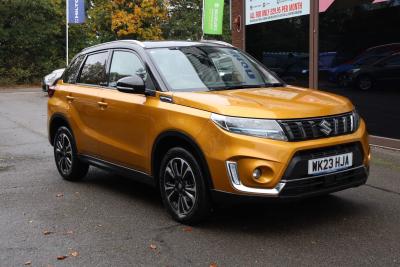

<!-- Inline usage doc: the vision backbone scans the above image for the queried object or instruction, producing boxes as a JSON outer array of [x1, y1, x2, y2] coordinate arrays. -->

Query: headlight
[[349, 68, 360, 74], [352, 110, 361, 131], [211, 114, 288, 141]]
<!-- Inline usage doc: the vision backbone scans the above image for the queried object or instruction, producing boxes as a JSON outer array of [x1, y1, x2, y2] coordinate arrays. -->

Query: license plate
[[308, 153, 353, 175]]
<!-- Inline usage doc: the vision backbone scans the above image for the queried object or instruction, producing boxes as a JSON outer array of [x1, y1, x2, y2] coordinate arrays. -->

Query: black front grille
[[279, 113, 355, 141]]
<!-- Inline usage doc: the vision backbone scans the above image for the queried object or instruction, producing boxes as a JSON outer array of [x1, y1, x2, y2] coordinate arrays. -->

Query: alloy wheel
[[163, 157, 197, 217], [55, 133, 73, 175], [359, 76, 372, 90]]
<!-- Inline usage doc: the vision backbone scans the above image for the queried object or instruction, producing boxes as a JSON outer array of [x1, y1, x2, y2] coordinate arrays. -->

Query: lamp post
[[309, 0, 319, 89], [66, 0, 69, 66]]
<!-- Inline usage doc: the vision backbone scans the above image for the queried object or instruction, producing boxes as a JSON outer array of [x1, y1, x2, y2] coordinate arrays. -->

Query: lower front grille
[[280, 166, 368, 198], [282, 142, 364, 181]]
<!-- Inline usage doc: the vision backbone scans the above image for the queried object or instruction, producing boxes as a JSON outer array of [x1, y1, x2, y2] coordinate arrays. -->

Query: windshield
[[147, 46, 282, 92]]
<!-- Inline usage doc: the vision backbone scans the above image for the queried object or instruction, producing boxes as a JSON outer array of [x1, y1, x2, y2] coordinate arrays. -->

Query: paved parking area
[[0, 88, 399, 266]]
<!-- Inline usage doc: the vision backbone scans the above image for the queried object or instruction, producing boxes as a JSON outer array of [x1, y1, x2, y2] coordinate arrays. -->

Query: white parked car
[[42, 68, 65, 92]]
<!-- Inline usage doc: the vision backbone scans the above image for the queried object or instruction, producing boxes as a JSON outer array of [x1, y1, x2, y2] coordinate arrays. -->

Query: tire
[[356, 75, 373, 91], [159, 147, 211, 224], [337, 73, 349, 88], [53, 126, 89, 181]]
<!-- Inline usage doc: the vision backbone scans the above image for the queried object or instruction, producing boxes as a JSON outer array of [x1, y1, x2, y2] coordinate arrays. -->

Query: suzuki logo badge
[[319, 120, 332, 135]]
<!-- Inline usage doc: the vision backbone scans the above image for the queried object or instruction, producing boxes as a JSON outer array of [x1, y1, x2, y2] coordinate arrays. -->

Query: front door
[[94, 50, 153, 172], [383, 55, 400, 81]]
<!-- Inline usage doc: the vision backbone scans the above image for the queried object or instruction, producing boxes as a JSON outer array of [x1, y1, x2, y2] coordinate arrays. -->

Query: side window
[[63, 55, 85, 83], [78, 51, 109, 86], [109, 51, 148, 88], [385, 56, 400, 66]]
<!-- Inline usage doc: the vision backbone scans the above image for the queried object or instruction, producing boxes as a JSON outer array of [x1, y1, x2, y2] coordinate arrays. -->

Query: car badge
[[319, 120, 332, 135]]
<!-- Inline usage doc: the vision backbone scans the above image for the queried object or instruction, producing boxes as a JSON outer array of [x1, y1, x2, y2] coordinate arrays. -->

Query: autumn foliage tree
[[112, 0, 168, 40], [0, 0, 231, 84]]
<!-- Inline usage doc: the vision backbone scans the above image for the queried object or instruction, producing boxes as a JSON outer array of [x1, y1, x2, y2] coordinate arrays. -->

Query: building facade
[[232, 0, 400, 147]]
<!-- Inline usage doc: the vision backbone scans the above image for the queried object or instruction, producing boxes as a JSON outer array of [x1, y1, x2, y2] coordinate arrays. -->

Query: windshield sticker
[[229, 50, 256, 79]]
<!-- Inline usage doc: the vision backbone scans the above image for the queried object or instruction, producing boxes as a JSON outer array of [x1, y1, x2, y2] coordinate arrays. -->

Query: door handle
[[97, 101, 108, 108], [66, 95, 74, 101]]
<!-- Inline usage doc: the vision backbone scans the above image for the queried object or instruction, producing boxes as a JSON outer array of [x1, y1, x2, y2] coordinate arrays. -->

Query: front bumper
[[212, 165, 368, 202], [198, 119, 370, 198]]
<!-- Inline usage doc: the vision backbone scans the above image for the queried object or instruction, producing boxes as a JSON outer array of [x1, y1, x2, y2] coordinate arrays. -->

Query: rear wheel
[[356, 75, 373, 91], [53, 126, 89, 181], [159, 147, 211, 224]]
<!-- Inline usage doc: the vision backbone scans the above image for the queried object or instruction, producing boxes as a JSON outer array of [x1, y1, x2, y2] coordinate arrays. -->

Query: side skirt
[[79, 154, 156, 187]]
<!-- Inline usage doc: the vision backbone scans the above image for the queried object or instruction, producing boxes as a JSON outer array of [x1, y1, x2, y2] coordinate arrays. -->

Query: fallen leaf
[[43, 230, 53, 235], [70, 251, 79, 257], [210, 263, 218, 267], [149, 244, 157, 250], [66, 230, 74, 234], [183, 226, 192, 232], [57, 255, 67, 260], [97, 224, 102, 227], [56, 193, 64, 198], [24, 261, 31, 265]]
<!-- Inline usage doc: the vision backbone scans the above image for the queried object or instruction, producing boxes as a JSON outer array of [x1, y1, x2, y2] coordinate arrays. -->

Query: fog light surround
[[226, 161, 240, 185], [225, 161, 286, 196]]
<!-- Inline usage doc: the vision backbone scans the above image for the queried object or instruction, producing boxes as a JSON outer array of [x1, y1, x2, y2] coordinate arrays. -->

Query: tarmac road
[[0, 88, 399, 267]]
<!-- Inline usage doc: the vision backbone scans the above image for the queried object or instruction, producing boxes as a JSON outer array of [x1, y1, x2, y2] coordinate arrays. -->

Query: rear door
[[66, 50, 110, 156]]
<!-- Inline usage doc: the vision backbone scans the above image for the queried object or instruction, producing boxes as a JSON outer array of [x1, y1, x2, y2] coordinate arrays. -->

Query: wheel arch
[[151, 131, 214, 190], [49, 113, 73, 146]]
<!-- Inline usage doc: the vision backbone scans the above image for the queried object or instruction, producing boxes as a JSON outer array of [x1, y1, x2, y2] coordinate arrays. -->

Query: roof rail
[[82, 40, 145, 52], [200, 40, 233, 47], [119, 39, 146, 47]]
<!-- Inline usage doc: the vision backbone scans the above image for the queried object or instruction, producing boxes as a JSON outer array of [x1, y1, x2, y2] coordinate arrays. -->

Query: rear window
[[63, 55, 85, 83], [78, 51, 109, 86]]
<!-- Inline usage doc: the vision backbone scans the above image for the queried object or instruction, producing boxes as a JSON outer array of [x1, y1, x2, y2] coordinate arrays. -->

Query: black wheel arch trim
[[48, 113, 74, 146], [151, 131, 214, 189]]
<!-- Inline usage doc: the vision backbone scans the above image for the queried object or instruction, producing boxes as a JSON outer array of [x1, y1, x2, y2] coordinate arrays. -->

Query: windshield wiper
[[209, 84, 266, 91], [209, 83, 285, 91], [264, 83, 285, 87]]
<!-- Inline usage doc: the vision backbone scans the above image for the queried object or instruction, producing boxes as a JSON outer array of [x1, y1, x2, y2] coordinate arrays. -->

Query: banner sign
[[203, 0, 225, 35], [246, 0, 310, 25], [68, 0, 85, 24]]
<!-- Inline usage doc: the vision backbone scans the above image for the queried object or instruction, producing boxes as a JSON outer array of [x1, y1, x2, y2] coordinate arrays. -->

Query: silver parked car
[[42, 68, 65, 92]]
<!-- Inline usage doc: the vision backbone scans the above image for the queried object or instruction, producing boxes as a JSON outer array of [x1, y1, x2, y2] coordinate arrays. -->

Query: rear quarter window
[[63, 55, 85, 84]]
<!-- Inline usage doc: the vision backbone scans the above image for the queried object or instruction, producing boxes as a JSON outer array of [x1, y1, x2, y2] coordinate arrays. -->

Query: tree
[[68, 0, 116, 60], [0, 0, 64, 84], [163, 0, 231, 43], [111, 0, 168, 40], [163, 0, 202, 41]]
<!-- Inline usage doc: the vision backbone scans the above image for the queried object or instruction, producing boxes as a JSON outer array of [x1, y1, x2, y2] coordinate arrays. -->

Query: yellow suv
[[48, 40, 370, 224]]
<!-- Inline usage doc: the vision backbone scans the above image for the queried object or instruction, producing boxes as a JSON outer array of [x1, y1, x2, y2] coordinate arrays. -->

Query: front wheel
[[337, 73, 349, 88], [53, 126, 89, 181], [159, 147, 211, 224]]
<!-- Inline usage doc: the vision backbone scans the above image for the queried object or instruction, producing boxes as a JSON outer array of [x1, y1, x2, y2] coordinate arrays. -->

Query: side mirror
[[116, 75, 145, 94]]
